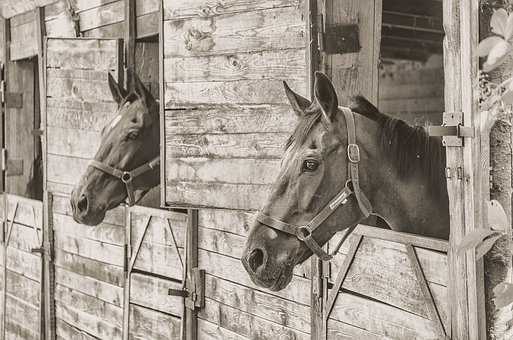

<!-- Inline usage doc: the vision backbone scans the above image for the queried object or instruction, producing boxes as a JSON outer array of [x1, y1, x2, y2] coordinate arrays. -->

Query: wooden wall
[[326, 227, 449, 338], [378, 55, 444, 126], [0, 195, 44, 339], [162, 0, 312, 338]]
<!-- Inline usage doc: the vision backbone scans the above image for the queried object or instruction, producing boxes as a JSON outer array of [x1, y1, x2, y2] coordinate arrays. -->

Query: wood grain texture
[[46, 38, 119, 70], [163, 0, 301, 20], [0, 0, 56, 18], [163, 6, 305, 57], [128, 304, 182, 340], [10, 16, 38, 60], [129, 273, 183, 316]]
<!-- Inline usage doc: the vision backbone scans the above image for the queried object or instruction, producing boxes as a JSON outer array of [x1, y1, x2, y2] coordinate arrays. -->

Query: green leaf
[[492, 9, 508, 37], [456, 229, 503, 256], [478, 36, 504, 57], [487, 200, 509, 231], [493, 282, 513, 308]]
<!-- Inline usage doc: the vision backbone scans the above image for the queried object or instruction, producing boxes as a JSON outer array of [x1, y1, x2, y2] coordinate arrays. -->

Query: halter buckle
[[121, 172, 132, 184], [296, 226, 312, 242], [347, 144, 360, 163]]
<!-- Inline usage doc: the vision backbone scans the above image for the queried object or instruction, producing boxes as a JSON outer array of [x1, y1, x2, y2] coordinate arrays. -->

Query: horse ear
[[130, 70, 155, 104], [283, 81, 311, 116], [108, 73, 127, 104], [313, 71, 338, 124]]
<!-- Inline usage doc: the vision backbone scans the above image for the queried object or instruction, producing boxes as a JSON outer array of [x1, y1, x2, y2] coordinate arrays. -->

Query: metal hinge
[[428, 111, 474, 147], [316, 14, 360, 54], [168, 268, 205, 310]]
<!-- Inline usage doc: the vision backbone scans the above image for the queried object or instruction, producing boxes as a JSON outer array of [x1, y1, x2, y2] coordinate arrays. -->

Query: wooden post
[[185, 209, 198, 340], [124, 0, 136, 86], [0, 17, 6, 193], [158, 0, 166, 208], [443, 0, 486, 338]]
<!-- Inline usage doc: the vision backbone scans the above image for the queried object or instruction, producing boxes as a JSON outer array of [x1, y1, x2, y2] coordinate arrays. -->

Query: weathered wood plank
[[199, 298, 309, 340], [197, 208, 254, 237], [54, 231, 124, 266], [2, 194, 43, 228], [5, 294, 40, 335], [10, 19, 37, 60], [82, 22, 125, 39], [164, 49, 305, 83], [163, 0, 300, 20], [166, 132, 288, 159], [1, 0, 56, 18], [78, 0, 125, 32], [378, 97, 444, 115], [129, 273, 183, 316], [47, 97, 117, 131], [205, 274, 310, 334], [55, 284, 122, 331], [55, 299, 122, 340], [5, 270, 40, 308], [55, 267, 123, 307], [198, 318, 249, 340], [56, 318, 99, 340], [47, 128, 100, 159], [53, 213, 124, 246], [329, 292, 441, 340], [198, 249, 310, 305], [6, 223, 41, 254], [54, 248, 124, 288], [51, 192, 125, 226], [166, 158, 280, 185], [46, 38, 119, 70], [5, 247, 41, 281], [165, 105, 297, 135], [136, 11, 159, 38], [166, 181, 270, 210], [46, 69, 116, 102], [326, 318, 386, 340], [128, 304, 182, 340], [163, 6, 305, 57], [164, 79, 305, 107]]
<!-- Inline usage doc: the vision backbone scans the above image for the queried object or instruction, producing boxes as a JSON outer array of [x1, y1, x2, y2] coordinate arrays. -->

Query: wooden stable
[[0, 0, 490, 340]]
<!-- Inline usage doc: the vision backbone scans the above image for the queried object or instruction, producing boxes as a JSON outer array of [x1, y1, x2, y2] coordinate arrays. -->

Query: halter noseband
[[89, 156, 160, 206], [255, 107, 373, 262]]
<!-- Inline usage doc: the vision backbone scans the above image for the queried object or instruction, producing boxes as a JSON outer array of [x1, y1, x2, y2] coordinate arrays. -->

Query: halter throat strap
[[256, 107, 372, 261], [89, 156, 160, 206]]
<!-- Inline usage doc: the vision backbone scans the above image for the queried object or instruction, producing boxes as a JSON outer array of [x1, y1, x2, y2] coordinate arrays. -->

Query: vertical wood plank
[[125, 0, 136, 85], [122, 208, 131, 340], [443, 0, 486, 339], [459, 0, 486, 339], [0, 17, 6, 193], [185, 209, 198, 340], [159, 0, 166, 208]]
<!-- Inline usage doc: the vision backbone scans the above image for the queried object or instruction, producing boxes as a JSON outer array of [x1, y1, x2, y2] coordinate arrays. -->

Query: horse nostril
[[77, 194, 89, 214], [248, 248, 265, 273]]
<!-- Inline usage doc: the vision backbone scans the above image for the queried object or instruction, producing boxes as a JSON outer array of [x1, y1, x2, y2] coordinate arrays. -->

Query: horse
[[70, 70, 160, 226], [241, 71, 449, 291]]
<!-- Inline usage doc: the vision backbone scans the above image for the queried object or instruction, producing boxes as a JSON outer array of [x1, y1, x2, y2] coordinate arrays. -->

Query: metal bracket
[[5, 92, 23, 108], [318, 15, 360, 55], [168, 268, 205, 310], [427, 112, 474, 147]]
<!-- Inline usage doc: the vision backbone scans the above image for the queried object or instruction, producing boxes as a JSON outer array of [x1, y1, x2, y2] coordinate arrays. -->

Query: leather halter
[[255, 107, 373, 261], [89, 157, 160, 206]]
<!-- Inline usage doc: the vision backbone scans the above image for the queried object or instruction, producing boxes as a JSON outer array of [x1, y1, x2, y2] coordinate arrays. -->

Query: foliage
[[478, 6, 513, 310]]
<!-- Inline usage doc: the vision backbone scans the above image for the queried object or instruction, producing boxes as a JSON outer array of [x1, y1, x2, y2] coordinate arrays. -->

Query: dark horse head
[[70, 71, 160, 225], [242, 72, 449, 291]]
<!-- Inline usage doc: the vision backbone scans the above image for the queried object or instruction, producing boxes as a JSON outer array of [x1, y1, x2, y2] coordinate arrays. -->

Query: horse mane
[[351, 95, 446, 195], [285, 95, 446, 195]]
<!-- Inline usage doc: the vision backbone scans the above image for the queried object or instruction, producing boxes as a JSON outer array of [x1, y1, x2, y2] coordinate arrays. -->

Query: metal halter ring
[[347, 143, 360, 163], [296, 226, 312, 242], [121, 172, 132, 184]]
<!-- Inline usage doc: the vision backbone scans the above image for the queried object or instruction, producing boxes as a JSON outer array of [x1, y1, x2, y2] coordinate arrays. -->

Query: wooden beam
[[124, 0, 135, 86], [159, 0, 166, 208], [443, 0, 486, 339], [185, 209, 199, 339]]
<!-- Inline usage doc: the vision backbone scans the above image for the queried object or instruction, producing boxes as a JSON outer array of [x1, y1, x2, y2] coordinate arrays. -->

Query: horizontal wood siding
[[326, 226, 450, 339], [163, 2, 306, 210], [45, 37, 125, 339], [1, 194, 43, 339]]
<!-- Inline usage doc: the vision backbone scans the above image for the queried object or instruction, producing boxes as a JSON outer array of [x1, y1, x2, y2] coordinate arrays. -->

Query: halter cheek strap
[[255, 107, 372, 262], [89, 156, 160, 206]]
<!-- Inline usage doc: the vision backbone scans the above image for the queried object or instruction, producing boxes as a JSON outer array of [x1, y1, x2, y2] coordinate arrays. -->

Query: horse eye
[[302, 159, 319, 172]]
